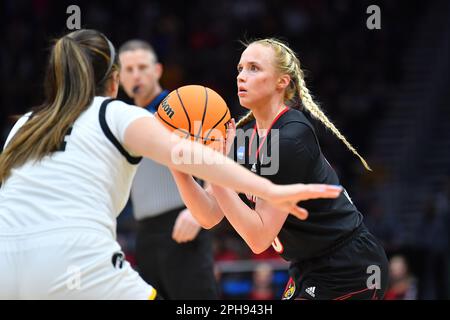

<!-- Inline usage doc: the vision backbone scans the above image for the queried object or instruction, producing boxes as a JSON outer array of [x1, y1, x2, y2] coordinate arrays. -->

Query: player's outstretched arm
[[124, 116, 342, 213]]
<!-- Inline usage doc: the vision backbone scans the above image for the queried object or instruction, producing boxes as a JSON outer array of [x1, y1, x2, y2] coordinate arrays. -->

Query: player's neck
[[253, 102, 286, 136], [135, 85, 162, 108]]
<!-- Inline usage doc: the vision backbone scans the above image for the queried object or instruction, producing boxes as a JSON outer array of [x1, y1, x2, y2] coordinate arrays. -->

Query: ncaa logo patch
[[111, 251, 125, 269], [282, 277, 296, 300], [237, 146, 245, 160]]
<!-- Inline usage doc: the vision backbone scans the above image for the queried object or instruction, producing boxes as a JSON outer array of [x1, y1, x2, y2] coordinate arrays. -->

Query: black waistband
[[293, 223, 366, 265]]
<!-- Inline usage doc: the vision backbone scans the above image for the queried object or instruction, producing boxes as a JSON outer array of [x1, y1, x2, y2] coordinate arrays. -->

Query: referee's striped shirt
[[131, 154, 185, 220]]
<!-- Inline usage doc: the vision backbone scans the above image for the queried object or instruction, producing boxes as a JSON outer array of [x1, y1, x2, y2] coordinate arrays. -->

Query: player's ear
[[113, 70, 120, 82], [155, 63, 163, 81], [109, 71, 120, 97], [277, 74, 290, 90]]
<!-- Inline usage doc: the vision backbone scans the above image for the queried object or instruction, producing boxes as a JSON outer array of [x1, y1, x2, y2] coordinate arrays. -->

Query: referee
[[118, 40, 218, 299]]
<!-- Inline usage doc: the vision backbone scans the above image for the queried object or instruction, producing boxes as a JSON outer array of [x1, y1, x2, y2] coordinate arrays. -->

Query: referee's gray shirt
[[131, 158, 184, 220]]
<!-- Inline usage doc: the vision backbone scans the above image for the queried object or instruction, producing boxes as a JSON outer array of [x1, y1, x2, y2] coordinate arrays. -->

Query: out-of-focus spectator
[[384, 255, 418, 300], [249, 263, 275, 300]]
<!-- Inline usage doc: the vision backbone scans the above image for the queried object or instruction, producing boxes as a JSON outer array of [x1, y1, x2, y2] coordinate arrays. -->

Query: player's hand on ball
[[224, 118, 236, 156]]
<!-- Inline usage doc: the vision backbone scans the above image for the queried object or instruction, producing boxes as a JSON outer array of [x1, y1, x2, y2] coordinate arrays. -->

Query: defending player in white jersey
[[0, 29, 342, 299]]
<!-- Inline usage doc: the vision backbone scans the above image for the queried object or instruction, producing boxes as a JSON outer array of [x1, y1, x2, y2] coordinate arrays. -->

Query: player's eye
[[250, 65, 259, 71], [237, 66, 243, 73]]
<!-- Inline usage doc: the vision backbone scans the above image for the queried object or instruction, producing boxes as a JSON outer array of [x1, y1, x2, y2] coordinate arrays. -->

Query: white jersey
[[0, 96, 152, 238]]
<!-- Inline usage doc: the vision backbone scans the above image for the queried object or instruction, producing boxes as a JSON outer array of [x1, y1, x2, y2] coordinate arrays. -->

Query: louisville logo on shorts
[[282, 277, 296, 300], [111, 251, 125, 269]]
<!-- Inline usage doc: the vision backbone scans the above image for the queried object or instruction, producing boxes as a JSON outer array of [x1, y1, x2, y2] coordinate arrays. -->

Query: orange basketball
[[155, 85, 231, 147]]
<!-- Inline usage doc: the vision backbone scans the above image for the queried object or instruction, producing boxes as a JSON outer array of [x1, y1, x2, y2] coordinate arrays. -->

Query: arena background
[[1, 0, 448, 299]]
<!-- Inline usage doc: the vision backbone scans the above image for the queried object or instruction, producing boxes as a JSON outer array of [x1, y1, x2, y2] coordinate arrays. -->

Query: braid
[[244, 38, 371, 171], [236, 111, 255, 128], [296, 73, 372, 171]]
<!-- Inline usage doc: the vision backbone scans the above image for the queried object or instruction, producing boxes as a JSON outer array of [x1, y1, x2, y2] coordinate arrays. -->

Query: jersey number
[[271, 236, 284, 253], [58, 127, 73, 151]]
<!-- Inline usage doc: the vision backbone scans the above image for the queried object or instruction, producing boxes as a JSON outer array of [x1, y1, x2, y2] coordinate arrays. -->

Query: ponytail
[[296, 74, 372, 171], [0, 29, 117, 182], [249, 38, 372, 171], [236, 111, 255, 128]]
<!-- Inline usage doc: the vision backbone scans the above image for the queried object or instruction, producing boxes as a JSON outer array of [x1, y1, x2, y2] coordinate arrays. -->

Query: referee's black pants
[[135, 207, 219, 299]]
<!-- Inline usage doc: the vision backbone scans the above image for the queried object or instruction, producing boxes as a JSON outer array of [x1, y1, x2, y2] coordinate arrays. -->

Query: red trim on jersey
[[371, 288, 378, 300], [248, 106, 289, 158], [247, 106, 289, 258], [333, 287, 373, 300]]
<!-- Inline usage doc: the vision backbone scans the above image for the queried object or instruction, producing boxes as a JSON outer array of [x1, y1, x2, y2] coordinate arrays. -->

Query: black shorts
[[282, 224, 389, 300], [136, 207, 218, 299]]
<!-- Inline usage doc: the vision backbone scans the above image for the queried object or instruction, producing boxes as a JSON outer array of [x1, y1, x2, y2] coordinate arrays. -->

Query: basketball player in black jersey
[[171, 38, 389, 300]]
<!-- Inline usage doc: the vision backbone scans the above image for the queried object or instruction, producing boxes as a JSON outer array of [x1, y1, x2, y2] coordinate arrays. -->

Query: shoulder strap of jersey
[[99, 98, 142, 165]]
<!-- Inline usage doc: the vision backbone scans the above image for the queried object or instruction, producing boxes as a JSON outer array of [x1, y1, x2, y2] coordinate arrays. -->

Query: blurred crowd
[[1, 0, 448, 299]]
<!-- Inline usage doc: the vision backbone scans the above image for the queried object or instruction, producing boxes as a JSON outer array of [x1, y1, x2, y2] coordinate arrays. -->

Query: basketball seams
[[203, 108, 230, 142], [175, 89, 192, 135], [196, 86, 208, 142], [156, 112, 190, 139], [156, 112, 219, 142]]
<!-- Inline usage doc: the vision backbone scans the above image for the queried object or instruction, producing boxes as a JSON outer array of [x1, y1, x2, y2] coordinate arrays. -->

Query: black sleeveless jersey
[[232, 108, 363, 262]]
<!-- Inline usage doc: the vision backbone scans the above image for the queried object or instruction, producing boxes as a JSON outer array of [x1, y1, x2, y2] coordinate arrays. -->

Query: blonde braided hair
[[236, 38, 371, 171], [235, 111, 255, 128]]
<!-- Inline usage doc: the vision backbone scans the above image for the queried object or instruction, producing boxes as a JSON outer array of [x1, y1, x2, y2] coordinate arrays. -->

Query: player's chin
[[237, 97, 252, 109]]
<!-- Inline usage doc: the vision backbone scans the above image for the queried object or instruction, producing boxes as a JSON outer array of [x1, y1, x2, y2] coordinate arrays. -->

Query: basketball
[[155, 85, 231, 147]]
